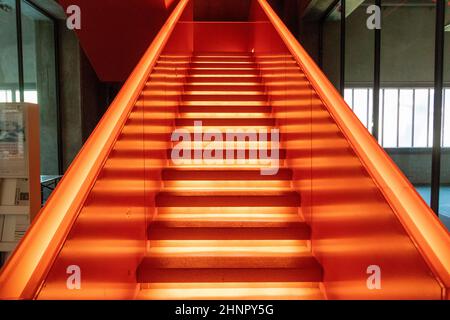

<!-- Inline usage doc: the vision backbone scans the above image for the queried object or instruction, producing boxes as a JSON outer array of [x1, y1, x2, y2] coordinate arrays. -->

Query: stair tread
[[162, 168, 292, 180], [148, 225, 309, 240], [138, 247, 321, 270], [157, 191, 299, 197], [180, 100, 269, 106], [147, 244, 311, 255], [87, 50, 324, 298], [152, 217, 307, 228], [137, 282, 323, 300], [155, 212, 302, 223]]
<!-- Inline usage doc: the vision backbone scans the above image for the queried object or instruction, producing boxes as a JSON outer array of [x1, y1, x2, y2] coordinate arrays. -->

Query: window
[[0, 1, 60, 175], [21, 0, 59, 175], [345, 87, 450, 148], [0, 0, 19, 103]]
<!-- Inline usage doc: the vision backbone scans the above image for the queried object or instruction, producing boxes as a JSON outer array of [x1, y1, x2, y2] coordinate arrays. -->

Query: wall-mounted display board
[[0, 103, 40, 262]]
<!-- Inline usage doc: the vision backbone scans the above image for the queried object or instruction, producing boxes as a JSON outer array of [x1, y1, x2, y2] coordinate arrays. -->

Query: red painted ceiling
[[57, 0, 310, 82], [58, 0, 179, 82]]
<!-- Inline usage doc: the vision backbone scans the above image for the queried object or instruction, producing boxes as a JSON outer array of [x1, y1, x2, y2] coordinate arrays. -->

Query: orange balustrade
[[0, 0, 191, 299], [0, 0, 449, 300], [254, 0, 450, 299]]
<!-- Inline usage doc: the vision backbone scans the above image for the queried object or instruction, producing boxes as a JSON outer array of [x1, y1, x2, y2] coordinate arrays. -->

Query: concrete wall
[[387, 150, 450, 185], [58, 21, 120, 172], [0, 5, 19, 86], [35, 20, 59, 175], [58, 20, 83, 171], [79, 49, 121, 143], [322, 5, 450, 87]]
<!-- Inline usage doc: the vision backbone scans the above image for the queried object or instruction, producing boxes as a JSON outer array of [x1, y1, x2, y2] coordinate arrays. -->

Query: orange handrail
[[0, 0, 190, 300], [257, 0, 450, 293]]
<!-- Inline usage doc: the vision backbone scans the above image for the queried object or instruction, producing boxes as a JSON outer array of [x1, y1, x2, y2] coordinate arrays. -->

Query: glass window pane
[[398, 89, 413, 147], [381, 1, 435, 204], [0, 0, 19, 101], [413, 89, 430, 147], [345, 0, 374, 131], [322, 2, 341, 91], [379, 89, 384, 143], [21, 1, 59, 175], [383, 89, 399, 148], [444, 89, 450, 147], [344, 88, 353, 108], [440, 2, 450, 228], [353, 89, 369, 128], [429, 89, 434, 147], [368, 88, 373, 133]]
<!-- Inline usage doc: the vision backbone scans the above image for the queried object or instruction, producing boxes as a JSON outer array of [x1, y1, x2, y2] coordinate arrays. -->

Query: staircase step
[[157, 206, 299, 216], [159, 180, 293, 194], [130, 51, 322, 298], [182, 91, 267, 101], [190, 68, 259, 76], [138, 246, 318, 268], [138, 268, 321, 283], [186, 75, 261, 82], [175, 118, 275, 127], [154, 212, 303, 227], [155, 193, 301, 207], [148, 225, 309, 240], [178, 112, 272, 119], [167, 149, 287, 162], [193, 53, 254, 61], [179, 104, 271, 113], [191, 61, 257, 68], [185, 82, 265, 91], [159, 55, 191, 61], [181, 100, 269, 107], [151, 212, 308, 227], [162, 168, 292, 180], [162, 180, 292, 195], [137, 282, 323, 300]]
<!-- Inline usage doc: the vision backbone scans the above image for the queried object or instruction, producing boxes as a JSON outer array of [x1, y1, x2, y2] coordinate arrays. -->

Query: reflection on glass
[[344, 0, 374, 132], [440, 2, 450, 229], [0, 0, 19, 103], [21, 0, 59, 175], [380, 0, 435, 205], [322, 1, 341, 91]]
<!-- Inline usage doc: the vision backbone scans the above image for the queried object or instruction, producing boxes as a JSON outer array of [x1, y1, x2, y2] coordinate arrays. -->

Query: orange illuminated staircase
[[135, 52, 323, 300], [1, 0, 449, 300]]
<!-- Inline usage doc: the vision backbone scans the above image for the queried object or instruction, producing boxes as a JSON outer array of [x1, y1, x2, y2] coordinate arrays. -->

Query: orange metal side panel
[[252, 0, 449, 299], [193, 22, 251, 53], [0, 0, 192, 300]]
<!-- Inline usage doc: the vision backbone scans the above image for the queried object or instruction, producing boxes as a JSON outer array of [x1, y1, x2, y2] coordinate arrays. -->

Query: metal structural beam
[[431, 0, 446, 214]]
